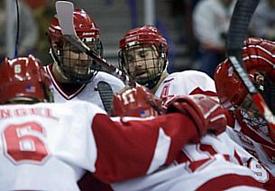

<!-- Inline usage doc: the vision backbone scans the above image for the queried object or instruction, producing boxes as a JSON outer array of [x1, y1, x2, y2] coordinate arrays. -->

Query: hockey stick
[[14, 0, 20, 58], [227, 0, 275, 139], [55, 1, 132, 85]]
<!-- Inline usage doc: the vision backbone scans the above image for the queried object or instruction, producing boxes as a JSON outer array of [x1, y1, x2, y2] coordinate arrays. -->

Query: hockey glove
[[166, 94, 227, 139]]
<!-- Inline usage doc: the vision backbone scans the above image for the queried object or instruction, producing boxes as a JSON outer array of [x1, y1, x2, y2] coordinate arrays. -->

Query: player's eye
[[138, 50, 147, 58], [126, 54, 134, 62]]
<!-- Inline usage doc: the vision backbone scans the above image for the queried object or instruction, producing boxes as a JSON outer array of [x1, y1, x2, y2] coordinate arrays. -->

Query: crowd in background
[[0, 0, 274, 190], [1, 0, 275, 76]]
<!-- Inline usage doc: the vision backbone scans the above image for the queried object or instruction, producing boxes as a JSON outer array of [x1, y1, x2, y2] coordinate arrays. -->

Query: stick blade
[[55, 1, 76, 36]]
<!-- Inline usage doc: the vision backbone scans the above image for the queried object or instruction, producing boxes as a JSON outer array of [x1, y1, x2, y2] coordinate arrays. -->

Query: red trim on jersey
[[45, 64, 86, 100], [92, 113, 199, 183], [261, 144, 275, 163], [188, 158, 212, 172], [199, 144, 217, 155], [234, 149, 244, 165], [264, 173, 275, 190], [175, 151, 192, 164], [160, 84, 170, 99], [196, 174, 264, 191], [190, 87, 217, 96]]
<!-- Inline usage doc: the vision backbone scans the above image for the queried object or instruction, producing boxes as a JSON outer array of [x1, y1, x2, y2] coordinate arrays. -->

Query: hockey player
[[118, 25, 218, 99], [214, 37, 275, 187], [47, 8, 125, 190], [119, 25, 168, 93], [0, 55, 228, 191], [111, 85, 269, 191], [46, 8, 124, 112], [118, 25, 223, 115]]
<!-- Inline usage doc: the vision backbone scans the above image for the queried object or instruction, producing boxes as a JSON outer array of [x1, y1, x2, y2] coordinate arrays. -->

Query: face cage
[[51, 37, 103, 84], [238, 72, 275, 117], [238, 74, 275, 140], [235, 76, 270, 139], [240, 109, 269, 137], [119, 44, 166, 89]]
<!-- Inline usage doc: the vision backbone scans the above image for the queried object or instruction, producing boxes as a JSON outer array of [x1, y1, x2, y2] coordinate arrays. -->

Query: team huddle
[[0, 1, 274, 191]]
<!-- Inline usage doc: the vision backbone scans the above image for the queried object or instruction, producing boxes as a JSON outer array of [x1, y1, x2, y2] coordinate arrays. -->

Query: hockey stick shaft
[[227, 0, 259, 95], [14, 0, 20, 58], [227, 0, 275, 138]]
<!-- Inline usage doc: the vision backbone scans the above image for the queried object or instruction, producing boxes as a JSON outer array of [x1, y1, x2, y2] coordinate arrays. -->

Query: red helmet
[[119, 25, 168, 51], [112, 85, 162, 117], [119, 25, 168, 89], [214, 38, 275, 112], [48, 9, 103, 83], [0, 55, 53, 104], [48, 8, 100, 44]]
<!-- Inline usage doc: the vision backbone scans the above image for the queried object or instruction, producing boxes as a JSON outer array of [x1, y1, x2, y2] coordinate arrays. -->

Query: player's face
[[124, 45, 163, 82], [61, 40, 97, 78], [63, 49, 92, 76]]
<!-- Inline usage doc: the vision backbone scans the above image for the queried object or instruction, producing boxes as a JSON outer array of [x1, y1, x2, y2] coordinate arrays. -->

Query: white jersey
[[111, 70, 268, 190], [155, 70, 217, 99], [45, 65, 125, 109], [112, 132, 267, 191], [0, 100, 207, 191], [0, 101, 102, 191]]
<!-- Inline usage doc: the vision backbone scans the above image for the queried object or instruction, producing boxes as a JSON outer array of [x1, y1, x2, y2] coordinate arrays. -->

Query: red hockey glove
[[166, 94, 227, 139]]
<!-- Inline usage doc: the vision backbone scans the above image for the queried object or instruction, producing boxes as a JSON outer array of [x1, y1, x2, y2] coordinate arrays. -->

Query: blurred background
[[1, 0, 198, 73], [1, 0, 275, 76]]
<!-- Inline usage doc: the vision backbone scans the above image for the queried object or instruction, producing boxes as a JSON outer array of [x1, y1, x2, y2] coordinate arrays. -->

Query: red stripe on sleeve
[[196, 174, 264, 191], [92, 113, 199, 183]]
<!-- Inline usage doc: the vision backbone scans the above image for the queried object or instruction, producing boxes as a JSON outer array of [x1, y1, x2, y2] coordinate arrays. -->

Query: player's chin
[[136, 74, 148, 82]]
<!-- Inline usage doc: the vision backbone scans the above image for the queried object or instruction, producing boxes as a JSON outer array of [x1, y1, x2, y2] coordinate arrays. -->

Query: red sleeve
[[264, 172, 275, 190], [92, 113, 198, 183], [225, 109, 235, 128]]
